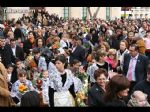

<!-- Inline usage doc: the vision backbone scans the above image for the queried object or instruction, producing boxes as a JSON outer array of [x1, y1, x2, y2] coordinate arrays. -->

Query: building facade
[[121, 7, 150, 19], [5, 7, 121, 21], [131, 7, 150, 19]]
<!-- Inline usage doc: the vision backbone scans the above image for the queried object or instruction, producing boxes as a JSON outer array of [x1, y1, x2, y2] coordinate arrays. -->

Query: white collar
[[11, 45, 16, 49], [131, 53, 139, 60]]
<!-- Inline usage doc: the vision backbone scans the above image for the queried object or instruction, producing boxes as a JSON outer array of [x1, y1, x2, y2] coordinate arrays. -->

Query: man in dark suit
[[10, 38, 25, 61], [123, 44, 149, 94], [69, 35, 86, 65], [0, 31, 16, 68]]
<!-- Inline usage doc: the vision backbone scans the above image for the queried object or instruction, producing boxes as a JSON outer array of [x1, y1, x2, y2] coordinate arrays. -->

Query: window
[[82, 7, 87, 20], [64, 7, 69, 19], [106, 7, 110, 20]]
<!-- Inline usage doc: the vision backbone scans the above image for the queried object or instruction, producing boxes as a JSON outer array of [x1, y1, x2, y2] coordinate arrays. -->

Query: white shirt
[[127, 54, 139, 81], [11, 46, 16, 57], [60, 39, 67, 48], [139, 27, 146, 38], [72, 46, 77, 53], [7, 73, 12, 82]]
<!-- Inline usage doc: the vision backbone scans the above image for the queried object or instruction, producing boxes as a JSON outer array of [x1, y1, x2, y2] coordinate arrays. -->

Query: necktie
[[127, 58, 134, 81]]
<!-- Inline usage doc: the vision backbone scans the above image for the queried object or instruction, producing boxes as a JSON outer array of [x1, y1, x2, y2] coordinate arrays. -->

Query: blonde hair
[[108, 49, 117, 61]]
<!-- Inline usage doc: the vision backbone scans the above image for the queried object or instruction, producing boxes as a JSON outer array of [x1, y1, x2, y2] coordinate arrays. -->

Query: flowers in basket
[[18, 83, 28, 94]]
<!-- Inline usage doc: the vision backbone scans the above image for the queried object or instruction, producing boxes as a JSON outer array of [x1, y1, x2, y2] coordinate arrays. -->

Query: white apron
[[54, 91, 75, 107]]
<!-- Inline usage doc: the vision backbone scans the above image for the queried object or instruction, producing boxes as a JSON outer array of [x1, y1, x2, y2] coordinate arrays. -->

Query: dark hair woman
[[48, 54, 76, 107], [104, 74, 130, 107], [35, 37, 47, 53], [88, 68, 108, 106]]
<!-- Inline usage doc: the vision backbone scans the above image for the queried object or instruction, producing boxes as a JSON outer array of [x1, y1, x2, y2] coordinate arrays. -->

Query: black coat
[[132, 80, 150, 104], [69, 45, 86, 65], [0, 44, 16, 67], [105, 99, 127, 107], [23, 39, 34, 56], [109, 35, 124, 50], [14, 28, 24, 40], [123, 53, 149, 82], [88, 83, 105, 106], [15, 45, 25, 61]]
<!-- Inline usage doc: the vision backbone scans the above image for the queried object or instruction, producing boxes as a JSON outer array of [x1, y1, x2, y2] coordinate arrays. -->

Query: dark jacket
[[23, 39, 34, 56], [123, 53, 149, 82], [15, 45, 25, 61], [109, 35, 124, 50], [69, 45, 86, 65], [105, 98, 127, 107], [132, 80, 150, 104], [0, 44, 16, 67], [10, 67, 18, 84], [14, 28, 24, 40], [88, 83, 105, 106]]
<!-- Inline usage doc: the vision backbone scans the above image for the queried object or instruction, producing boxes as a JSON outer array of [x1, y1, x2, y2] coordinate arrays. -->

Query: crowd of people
[[0, 8, 150, 107]]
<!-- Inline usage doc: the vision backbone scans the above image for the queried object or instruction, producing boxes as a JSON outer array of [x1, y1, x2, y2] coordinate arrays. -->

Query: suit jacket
[[123, 53, 149, 82], [0, 44, 16, 68], [0, 62, 11, 107], [69, 45, 85, 65], [88, 83, 105, 106], [10, 67, 18, 84], [15, 45, 25, 61], [105, 99, 126, 107]]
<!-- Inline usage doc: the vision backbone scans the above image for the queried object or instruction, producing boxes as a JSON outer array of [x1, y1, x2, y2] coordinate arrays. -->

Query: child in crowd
[[11, 70, 35, 104], [127, 91, 150, 107], [41, 70, 49, 104]]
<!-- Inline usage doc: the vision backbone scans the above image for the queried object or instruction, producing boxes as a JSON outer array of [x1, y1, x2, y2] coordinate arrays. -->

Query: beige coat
[[0, 62, 12, 107]]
